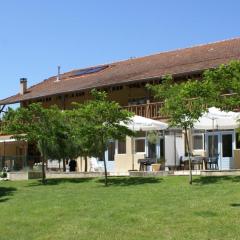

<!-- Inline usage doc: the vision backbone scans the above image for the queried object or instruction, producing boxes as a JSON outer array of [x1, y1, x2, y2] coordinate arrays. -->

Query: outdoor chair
[[89, 158, 103, 172], [178, 156, 185, 170], [207, 156, 219, 170]]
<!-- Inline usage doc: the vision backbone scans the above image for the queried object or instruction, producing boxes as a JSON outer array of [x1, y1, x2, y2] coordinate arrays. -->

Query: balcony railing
[[124, 94, 240, 119], [124, 101, 165, 119]]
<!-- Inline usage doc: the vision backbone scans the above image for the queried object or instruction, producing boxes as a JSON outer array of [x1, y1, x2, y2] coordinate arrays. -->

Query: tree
[[70, 89, 134, 186], [3, 103, 63, 184], [148, 60, 240, 184], [44, 110, 80, 172]]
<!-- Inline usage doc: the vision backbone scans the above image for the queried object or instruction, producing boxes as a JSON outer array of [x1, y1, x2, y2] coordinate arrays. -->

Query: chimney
[[55, 66, 61, 82], [20, 78, 27, 95]]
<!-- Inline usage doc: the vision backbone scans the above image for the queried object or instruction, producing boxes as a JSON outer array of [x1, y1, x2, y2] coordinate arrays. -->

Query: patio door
[[221, 132, 234, 170], [147, 138, 161, 161], [148, 142, 157, 160], [106, 141, 116, 172], [206, 131, 234, 170], [98, 141, 116, 172]]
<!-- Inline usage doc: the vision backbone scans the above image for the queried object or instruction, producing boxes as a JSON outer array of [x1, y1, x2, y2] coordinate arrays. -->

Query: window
[[236, 133, 240, 149], [222, 134, 233, 158], [160, 138, 164, 158], [193, 134, 204, 150], [108, 142, 115, 161], [118, 139, 126, 154], [112, 85, 123, 91], [76, 92, 85, 97], [128, 97, 146, 106], [135, 139, 145, 153]]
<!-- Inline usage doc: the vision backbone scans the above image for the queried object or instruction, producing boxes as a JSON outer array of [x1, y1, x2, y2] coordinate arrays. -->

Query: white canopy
[[194, 107, 240, 130], [125, 115, 168, 131]]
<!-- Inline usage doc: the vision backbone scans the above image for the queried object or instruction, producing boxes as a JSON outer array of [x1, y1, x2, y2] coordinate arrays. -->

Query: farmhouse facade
[[1, 38, 240, 173]]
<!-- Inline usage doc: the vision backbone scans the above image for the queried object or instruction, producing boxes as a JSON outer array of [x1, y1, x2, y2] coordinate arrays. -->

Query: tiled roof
[[1, 37, 240, 105]]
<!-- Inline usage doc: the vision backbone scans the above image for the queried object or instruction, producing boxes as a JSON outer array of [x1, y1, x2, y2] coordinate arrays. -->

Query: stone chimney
[[20, 78, 27, 95]]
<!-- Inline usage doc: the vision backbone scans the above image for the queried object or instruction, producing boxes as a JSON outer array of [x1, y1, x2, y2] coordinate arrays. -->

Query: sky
[[0, 0, 240, 103]]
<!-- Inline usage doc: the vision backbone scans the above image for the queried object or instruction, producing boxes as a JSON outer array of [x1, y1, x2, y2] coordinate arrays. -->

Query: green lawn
[[1, 176, 240, 240]]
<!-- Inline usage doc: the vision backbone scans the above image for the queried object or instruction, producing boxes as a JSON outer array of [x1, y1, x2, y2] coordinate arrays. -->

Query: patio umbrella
[[194, 107, 240, 130], [123, 115, 168, 170], [125, 115, 168, 131], [194, 107, 240, 160]]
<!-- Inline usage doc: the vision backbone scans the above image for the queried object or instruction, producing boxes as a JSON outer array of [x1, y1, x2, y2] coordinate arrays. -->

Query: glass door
[[106, 141, 116, 172], [206, 133, 220, 169], [98, 141, 116, 172], [206, 131, 234, 170], [207, 134, 219, 158], [148, 142, 157, 160], [221, 132, 234, 170]]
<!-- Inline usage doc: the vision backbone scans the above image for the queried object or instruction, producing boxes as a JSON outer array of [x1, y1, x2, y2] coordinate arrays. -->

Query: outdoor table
[[182, 156, 206, 170], [138, 158, 156, 171]]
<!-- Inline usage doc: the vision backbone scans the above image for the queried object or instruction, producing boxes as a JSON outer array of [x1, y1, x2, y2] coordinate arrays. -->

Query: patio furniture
[[138, 158, 155, 171], [178, 156, 185, 170], [182, 156, 205, 170], [206, 156, 219, 170], [89, 158, 104, 172]]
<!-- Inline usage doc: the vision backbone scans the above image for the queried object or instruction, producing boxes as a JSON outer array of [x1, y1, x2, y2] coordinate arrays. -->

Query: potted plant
[[151, 157, 165, 172], [147, 131, 158, 145], [0, 167, 8, 180]]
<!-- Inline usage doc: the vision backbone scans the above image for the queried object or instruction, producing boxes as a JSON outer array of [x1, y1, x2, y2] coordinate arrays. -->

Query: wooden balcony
[[123, 94, 240, 120], [123, 101, 165, 120]]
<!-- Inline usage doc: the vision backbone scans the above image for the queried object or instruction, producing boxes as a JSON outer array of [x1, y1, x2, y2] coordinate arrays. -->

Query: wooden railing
[[123, 101, 165, 119], [123, 94, 240, 120]]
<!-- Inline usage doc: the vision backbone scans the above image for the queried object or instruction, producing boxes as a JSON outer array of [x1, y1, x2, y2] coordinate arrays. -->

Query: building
[[1, 38, 240, 173]]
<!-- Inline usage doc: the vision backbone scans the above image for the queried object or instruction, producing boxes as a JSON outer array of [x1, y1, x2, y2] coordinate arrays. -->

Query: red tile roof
[[1, 37, 240, 105]]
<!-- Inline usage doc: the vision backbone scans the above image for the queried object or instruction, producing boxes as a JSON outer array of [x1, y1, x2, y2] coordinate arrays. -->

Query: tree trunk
[[63, 158, 66, 172], [38, 140, 46, 184], [102, 151, 108, 187], [184, 127, 192, 185], [84, 156, 88, 172], [41, 154, 46, 184]]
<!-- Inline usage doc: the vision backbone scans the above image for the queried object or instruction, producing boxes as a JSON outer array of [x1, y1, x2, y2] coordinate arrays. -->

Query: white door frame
[[205, 131, 235, 170]]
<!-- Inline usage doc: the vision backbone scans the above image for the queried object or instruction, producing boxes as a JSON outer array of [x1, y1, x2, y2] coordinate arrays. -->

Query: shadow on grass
[[0, 186, 17, 203], [230, 203, 240, 207], [194, 210, 218, 217], [193, 176, 240, 185], [97, 177, 162, 187], [27, 178, 93, 187]]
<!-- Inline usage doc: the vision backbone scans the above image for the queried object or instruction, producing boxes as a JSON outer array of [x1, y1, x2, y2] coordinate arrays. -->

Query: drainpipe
[[131, 123, 135, 170], [3, 140, 5, 168], [174, 131, 176, 169]]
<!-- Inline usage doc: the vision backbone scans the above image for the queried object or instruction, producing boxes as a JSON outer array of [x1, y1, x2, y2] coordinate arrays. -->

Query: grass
[[1, 176, 240, 240]]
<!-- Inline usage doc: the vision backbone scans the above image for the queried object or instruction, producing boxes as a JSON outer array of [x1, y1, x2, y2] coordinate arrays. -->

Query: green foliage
[[2, 90, 134, 184], [203, 60, 240, 110], [147, 60, 240, 128], [71, 89, 134, 157], [148, 60, 240, 184], [147, 131, 158, 144], [2, 103, 65, 183], [147, 75, 211, 128], [0, 171, 7, 178], [70, 89, 134, 185]]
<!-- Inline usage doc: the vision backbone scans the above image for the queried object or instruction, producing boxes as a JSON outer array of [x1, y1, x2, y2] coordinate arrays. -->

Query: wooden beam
[[0, 105, 6, 114]]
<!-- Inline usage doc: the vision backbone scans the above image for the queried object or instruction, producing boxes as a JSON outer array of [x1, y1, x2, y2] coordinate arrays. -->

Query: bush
[[0, 171, 7, 178]]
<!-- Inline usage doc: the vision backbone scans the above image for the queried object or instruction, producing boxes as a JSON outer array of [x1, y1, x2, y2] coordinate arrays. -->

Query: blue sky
[[0, 0, 240, 102]]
